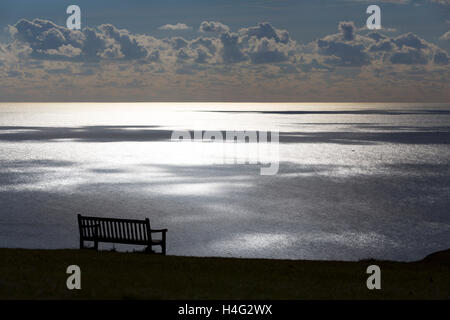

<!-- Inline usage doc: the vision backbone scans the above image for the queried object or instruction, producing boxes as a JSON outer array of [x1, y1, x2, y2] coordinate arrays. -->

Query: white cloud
[[440, 30, 450, 41], [158, 23, 192, 31]]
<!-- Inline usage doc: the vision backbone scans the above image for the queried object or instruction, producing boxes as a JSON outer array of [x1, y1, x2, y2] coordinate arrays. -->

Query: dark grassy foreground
[[0, 248, 448, 300]]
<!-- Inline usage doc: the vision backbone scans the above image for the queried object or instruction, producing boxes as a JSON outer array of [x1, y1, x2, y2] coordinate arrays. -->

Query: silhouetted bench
[[77, 214, 167, 254]]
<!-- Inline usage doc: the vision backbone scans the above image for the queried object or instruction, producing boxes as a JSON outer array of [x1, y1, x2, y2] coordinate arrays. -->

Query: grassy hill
[[0, 248, 448, 299]]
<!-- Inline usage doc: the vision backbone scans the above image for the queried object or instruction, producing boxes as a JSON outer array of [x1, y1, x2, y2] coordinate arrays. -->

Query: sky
[[0, 0, 449, 102]]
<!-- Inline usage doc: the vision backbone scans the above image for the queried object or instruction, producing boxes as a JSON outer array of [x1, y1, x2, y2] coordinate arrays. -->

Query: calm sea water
[[0, 102, 449, 261]]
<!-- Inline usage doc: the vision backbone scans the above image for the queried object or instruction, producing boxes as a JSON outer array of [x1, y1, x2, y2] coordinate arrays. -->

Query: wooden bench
[[77, 214, 167, 254]]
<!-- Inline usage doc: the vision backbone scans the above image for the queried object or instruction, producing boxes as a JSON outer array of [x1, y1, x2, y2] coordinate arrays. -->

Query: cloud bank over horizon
[[0, 16, 449, 102]]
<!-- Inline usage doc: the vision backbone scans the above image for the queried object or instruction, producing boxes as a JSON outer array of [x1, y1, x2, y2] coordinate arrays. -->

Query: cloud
[[318, 40, 371, 66], [440, 30, 450, 41], [390, 47, 428, 64], [1, 18, 448, 102], [430, 0, 450, 5], [158, 23, 192, 31], [194, 48, 211, 63], [9, 19, 154, 61], [6, 18, 447, 70], [199, 21, 230, 33], [366, 32, 387, 42], [369, 39, 394, 52], [393, 32, 429, 49], [339, 21, 356, 41], [169, 37, 189, 50], [219, 32, 247, 63], [433, 49, 449, 64], [247, 38, 289, 64], [315, 22, 371, 67], [44, 44, 82, 59], [98, 24, 148, 60], [313, 22, 448, 68], [190, 38, 218, 55], [239, 22, 290, 44]]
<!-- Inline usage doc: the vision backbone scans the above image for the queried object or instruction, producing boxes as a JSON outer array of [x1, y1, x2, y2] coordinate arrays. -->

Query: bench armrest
[[150, 228, 168, 233]]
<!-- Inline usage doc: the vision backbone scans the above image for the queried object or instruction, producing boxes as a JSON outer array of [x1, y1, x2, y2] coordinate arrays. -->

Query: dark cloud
[[433, 49, 449, 65], [317, 39, 370, 67], [239, 22, 290, 44], [176, 48, 191, 62], [147, 50, 160, 62], [338, 21, 356, 41], [11, 19, 84, 60], [390, 48, 428, 65], [10, 19, 150, 61], [393, 33, 429, 49], [98, 24, 147, 60], [248, 38, 288, 64], [369, 39, 394, 52], [220, 33, 247, 63], [81, 27, 107, 60], [195, 48, 211, 64], [199, 21, 230, 34], [170, 37, 189, 50], [367, 32, 387, 42]]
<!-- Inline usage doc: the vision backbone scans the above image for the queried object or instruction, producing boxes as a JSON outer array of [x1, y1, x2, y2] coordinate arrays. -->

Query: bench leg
[[162, 232, 166, 255], [94, 240, 98, 251], [80, 239, 84, 249]]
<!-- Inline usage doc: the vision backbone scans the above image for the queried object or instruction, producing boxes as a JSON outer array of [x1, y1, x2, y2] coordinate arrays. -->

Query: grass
[[0, 248, 448, 300]]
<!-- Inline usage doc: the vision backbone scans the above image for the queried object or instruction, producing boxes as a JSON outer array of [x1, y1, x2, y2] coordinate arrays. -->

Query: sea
[[0, 102, 449, 261]]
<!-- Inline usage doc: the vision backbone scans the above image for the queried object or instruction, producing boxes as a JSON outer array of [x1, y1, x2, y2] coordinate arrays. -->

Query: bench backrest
[[78, 214, 152, 244]]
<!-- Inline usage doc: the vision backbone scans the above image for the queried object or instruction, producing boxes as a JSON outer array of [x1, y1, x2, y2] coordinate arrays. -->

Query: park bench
[[77, 214, 167, 254]]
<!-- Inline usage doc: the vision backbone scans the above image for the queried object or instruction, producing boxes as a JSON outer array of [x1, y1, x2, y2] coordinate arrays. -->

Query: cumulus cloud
[[1, 18, 448, 102], [313, 22, 448, 68], [159, 23, 192, 31], [6, 18, 448, 71], [315, 22, 371, 67], [199, 21, 230, 33], [99, 24, 148, 60], [9, 19, 154, 61]]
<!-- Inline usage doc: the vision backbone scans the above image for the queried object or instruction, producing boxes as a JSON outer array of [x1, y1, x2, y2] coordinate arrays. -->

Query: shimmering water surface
[[0, 103, 449, 261]]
